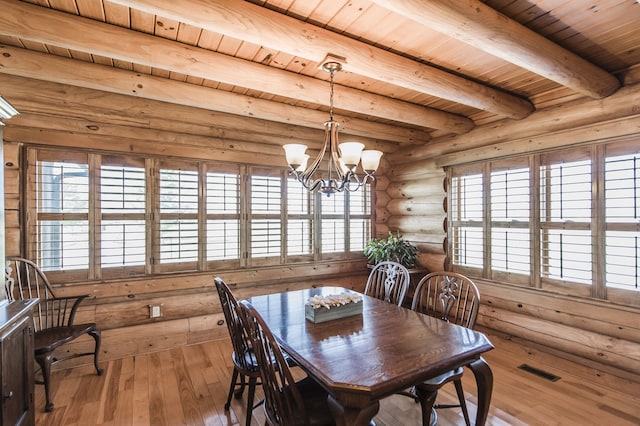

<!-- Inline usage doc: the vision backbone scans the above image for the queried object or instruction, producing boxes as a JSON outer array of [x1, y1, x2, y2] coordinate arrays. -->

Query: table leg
[[467, 356, 493, 426], [327, 395, 379, 426]]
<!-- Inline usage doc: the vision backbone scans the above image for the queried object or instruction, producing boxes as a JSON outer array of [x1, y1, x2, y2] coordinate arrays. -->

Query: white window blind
[[206, 169, 240, 262], [451, 172, 483, 268], [33, 151, 90, 271], [605, 150, 640, 291], [159, 164, 199, 265], [490, 165, 530, 275], [540, 154, 592, 285], [100, 157, 146, 272]]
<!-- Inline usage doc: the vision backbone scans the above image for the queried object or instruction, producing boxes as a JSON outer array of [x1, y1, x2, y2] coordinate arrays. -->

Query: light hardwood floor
[[35, 328, 640, 426]]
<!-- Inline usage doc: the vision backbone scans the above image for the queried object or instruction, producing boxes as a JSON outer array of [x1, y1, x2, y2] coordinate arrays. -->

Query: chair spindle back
[[364, 261, 410, 307], [214, 277, 257, 373], [411, 272, 480, 329], [236, 300, 307, 426]]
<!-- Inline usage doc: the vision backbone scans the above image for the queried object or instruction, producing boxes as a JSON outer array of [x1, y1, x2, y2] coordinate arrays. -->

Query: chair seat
[[35, 323, 97, 354], [286, 376, 335, 426], [416, 366, 464, 391]]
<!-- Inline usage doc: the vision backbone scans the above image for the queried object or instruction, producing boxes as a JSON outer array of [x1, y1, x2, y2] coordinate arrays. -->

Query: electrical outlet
[[149, 305, 162, 318]]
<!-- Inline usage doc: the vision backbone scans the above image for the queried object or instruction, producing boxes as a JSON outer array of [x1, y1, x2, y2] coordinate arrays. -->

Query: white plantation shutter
[[158, 161, 199, 268], [490, 161, 530, 278], [540, 150, 592, 285], [250, 171, 282, 261], [32, 150, 90, 273], [348, 183, 373, 252], [605, 146, 640, 291], [287, 178, 313, 258], [99, 156, 146, 277], [451, 169, 484, 269], [206, 167, 240, 264], [321, 191, 345, 254]]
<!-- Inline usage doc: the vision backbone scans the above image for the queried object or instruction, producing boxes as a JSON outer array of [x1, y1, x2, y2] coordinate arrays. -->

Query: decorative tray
[[305, 293, 363, 323]]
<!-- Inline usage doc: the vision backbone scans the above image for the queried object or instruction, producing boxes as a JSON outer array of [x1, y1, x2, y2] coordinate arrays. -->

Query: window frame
[[24, 147, 374, 283], [448, 138, 640, 307]]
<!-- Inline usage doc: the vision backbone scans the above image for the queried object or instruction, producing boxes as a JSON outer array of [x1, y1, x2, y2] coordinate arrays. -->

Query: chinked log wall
[[1, 74, 372, 366], [386, 75, 640, 377]]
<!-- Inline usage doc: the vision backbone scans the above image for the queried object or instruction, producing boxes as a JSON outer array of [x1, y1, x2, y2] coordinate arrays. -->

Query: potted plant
[[363, 231, 418, 268]]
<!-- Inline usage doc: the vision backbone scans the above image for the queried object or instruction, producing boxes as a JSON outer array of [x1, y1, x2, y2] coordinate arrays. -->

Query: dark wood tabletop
[[247, 286, 494, 426]]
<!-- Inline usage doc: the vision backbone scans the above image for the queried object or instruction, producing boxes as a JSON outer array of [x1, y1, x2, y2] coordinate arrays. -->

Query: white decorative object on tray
[[305, 293, 363, 323]]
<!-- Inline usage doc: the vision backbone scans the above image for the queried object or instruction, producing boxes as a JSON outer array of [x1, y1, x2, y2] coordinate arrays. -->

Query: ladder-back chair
[[364, 261, 410, 307], [236, 300, 335, 426], [5, 257, 103, 412], [215, 277, 261, 426], [409, 271, 481, 426]]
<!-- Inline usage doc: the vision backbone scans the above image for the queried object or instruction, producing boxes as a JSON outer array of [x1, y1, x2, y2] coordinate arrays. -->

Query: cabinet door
[[1, 314, 34, 426]]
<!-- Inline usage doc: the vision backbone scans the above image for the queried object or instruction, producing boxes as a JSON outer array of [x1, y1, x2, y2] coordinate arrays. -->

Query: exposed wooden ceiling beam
[[370, 0, 620, 99], [0, 74, 399, 152], [0, 0, 471, 135], [107, 0, 534, 119], [0, 45, 428, 145]]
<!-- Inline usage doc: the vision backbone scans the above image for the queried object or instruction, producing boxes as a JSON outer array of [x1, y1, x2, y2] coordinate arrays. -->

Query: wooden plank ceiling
[[0, 0, 638, 149]]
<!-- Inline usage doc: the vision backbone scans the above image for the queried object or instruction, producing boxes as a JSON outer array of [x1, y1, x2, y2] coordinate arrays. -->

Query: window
[[99, 156, 146, 277], [449, 139, 640, 305], [539, 150, 592, 285], [250, 169, 282, 263], [451, 167, 484, 270], [491, 160, 530, 280], [205, 165, 240, 266], [286, 177, 313, 259], [31, 152, 90, 276], [605, 145, 640, 293], [26, 147, 373, 282]]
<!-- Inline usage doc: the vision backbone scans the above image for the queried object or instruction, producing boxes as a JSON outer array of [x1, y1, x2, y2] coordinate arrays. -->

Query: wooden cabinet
[[0, 300, 38, 426]]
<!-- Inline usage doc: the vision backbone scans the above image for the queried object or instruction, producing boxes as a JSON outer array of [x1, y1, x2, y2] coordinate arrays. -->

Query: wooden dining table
[[247, 286, 494, 426]]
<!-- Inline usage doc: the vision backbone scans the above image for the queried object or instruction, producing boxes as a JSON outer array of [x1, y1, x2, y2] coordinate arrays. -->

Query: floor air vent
[[517, 364, 561, 382]]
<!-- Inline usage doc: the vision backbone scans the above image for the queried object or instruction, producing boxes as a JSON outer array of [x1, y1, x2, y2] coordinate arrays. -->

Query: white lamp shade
[[296, 154, 309, 172], [283, 144, 308, 167], [339, 142, 365, 167], [361, 150, 383, 173]]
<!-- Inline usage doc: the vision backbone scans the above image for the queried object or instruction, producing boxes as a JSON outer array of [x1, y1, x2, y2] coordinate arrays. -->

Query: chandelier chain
[[329, 68, 335, 122]]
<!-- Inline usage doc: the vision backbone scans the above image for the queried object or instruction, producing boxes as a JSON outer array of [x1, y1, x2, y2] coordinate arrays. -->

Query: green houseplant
[[363, 232, 418, 268]]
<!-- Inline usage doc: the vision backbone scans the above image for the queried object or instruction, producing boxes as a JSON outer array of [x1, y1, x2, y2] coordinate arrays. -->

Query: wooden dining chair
[[364, 261, 410, 307], [5, 257, 103, 412], [408, 271, 481, 426], [235, 300, 336, 426], [214, 277, 261, 426]]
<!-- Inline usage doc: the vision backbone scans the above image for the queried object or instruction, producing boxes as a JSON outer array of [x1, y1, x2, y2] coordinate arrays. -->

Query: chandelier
[[283, 56, 382, 196]]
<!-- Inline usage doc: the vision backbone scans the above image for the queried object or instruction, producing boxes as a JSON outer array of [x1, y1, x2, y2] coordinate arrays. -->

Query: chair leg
[[225, 368, 240, 410], [234, 373, 247, 399], [89, 329, 104, 376], [453, 378, 471, 426], [35, 353, 55, 412], [245, 376, 258, 426]]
